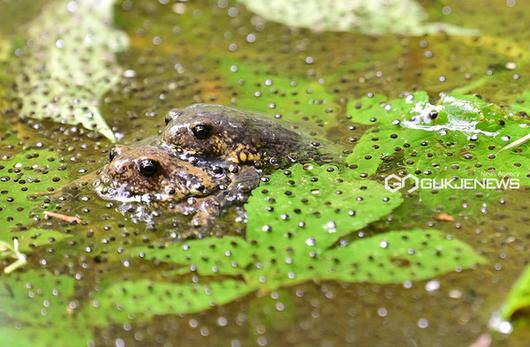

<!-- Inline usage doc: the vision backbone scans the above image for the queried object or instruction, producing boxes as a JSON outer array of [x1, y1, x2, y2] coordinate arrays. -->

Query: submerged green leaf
[[319, 229, 486, 283], [0, 228, 72, 253], [0, 270, 91, 347], [132, 236, 253, 276], [87, 279, 255, 325], [0, 150, 68, 229], [16, 0, 129, 142], [238, 0, 478, 36], [500, 265, 530, 320]]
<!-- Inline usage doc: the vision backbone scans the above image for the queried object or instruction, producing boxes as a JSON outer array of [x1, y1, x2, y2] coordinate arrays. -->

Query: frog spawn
[[1, 0, 530, 346]]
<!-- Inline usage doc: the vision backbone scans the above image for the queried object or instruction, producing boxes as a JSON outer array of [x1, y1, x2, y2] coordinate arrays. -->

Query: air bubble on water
[[217, 316, 228, 327], [505, 62, 516, 70], [425, 280, 440, 292], [306, 237, 316, 246], [449, 289, 462, 299], [246, 33, 256, 43], [123, 69, 136, 78], [488, 312, 513, 334], [324, 221, 336, 233], [417, 318, 429, 328], [66, 1, 77, 12]]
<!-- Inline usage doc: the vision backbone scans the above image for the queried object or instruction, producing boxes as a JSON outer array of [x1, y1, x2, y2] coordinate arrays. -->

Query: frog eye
[[192, 124, 213, 140], [138, 159, 159, 177]]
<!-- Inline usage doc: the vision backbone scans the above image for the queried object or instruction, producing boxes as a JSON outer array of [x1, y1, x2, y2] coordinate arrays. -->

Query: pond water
[[0, 0, 529, 346]]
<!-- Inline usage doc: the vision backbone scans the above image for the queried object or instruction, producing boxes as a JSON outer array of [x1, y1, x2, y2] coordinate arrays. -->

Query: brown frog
[[159, 104, 322, 169], [94, 144, 258, 227]]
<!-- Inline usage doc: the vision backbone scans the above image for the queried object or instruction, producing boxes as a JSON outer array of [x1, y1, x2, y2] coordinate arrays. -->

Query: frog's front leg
[[190, 166, 261, 227]]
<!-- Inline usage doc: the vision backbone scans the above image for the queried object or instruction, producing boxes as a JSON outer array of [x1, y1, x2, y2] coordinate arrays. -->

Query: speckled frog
[[160, 104, 322, 169], [94, 144, 258, 227]]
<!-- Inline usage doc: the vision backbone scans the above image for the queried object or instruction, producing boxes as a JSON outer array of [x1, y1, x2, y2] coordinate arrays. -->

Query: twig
[[497, 133, 530, 154], [1, 239, 27, 274], [44, 211, 82, 224], [434, 213, 455, 222]]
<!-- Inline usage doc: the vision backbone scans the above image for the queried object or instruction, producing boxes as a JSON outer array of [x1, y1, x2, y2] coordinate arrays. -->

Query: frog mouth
[[93, 176, 153, 203], [93, 177, 194, 204]]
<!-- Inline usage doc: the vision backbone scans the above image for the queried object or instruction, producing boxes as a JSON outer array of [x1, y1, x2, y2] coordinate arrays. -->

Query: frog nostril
[[211, 165, 224, 175], [109, 149, 117, 162], [165, 109, 182, 125], [109, 145, 127, 162]]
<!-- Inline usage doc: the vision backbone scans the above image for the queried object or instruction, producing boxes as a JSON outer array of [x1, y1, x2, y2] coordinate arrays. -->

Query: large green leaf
[[0, 270, 91, 347], [132, 236, 253, 276], [0, 228, 72, 274], [345, 92, 529, 213], [0, 150, 67, 229], [1, 228, 72, 252], [245, 164, 403, 287], [500, 265, 530, 320], [0, 150, 74, 274], [319, 229, 486, 283], [246, 164, 403, 252], [86, 279, 255, 325], [16, 0, 129, 142]]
